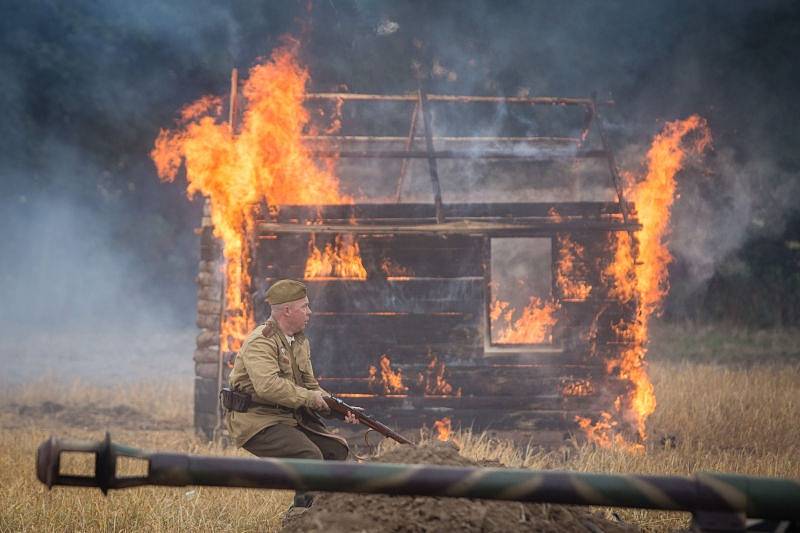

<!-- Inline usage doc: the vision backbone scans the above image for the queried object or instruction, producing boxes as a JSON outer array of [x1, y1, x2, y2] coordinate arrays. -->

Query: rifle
[[323, 395, 414, 446]]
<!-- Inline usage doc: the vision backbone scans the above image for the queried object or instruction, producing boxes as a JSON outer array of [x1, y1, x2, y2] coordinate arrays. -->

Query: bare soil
[[0, 400, 187, 431], [281, 442, 639, 533]]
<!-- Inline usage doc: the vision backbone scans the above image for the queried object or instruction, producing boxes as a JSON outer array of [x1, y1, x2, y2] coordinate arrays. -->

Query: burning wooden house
[[155, 50, 709, 446], [182, 83, 650, 443]]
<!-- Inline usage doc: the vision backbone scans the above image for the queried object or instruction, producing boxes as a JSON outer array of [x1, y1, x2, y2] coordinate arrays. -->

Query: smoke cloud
[[1, 1, 798, 381]]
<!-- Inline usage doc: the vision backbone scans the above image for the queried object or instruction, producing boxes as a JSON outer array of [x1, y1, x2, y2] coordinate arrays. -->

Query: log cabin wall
[[233, 202, 635, 433], [194, 199, 224, 439], [193, 201, 637, 437]]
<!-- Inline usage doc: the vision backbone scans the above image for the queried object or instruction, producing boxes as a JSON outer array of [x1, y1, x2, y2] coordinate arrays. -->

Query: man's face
[[284, 297, 311, 334]]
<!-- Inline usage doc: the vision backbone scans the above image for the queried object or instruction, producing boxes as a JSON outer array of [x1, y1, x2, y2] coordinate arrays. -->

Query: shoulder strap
[[261, 320, 278, 339]]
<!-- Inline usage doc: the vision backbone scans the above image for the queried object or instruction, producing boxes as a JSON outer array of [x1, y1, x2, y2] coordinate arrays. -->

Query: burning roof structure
[[153, 44, 710, 450]]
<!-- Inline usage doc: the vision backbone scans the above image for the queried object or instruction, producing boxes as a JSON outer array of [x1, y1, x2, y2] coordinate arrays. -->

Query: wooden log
[[306, 135, 581, 144], [325, 399, 608, 431], [193, 346, 220, 364], [258, 234, 485, 278], [195, 362, 219, 380], [327, 394, 612, 412], [304, 92, 610, 107], [195, 272, 221, 287], [314, 341, 482, 363], [307, 314, 482, 375], [196, 314, 218, 330], [319, 362, 608, 386], [198, 260, 218, 274], [379, 409, 593, 432], [197, 286, 221, 301], [196, 299, 222, 316], [303, 278, 484, 314], [196, 329, 220, 348], [200, 245, 221, 262], [319, 370, 613, 398], [309, 147, 607, 162], [269, 202, 629, 223], [257, 219, 639, 236]]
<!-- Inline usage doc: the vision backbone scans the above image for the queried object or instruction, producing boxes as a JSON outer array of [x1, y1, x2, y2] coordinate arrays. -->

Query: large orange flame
[[151, 42, 350, 353], [577, 115, 711, 450]]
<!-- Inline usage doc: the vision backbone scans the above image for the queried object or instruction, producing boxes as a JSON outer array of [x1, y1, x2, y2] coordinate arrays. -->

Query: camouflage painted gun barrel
[[37, 434, 800, 522]]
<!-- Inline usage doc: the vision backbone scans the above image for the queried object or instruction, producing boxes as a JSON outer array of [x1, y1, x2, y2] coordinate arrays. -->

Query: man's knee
[[319, 440, 348, 461], [291, 441, 324, 460], [243, 424, 324, 460], [303, 431, 349, 461]]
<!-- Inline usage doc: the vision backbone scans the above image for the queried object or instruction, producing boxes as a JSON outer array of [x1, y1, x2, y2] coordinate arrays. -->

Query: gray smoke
[[0, 190, 195, 384], [1, 1, 798, 382]]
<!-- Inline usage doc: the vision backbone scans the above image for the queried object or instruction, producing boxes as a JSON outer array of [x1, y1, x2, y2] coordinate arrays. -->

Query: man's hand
[[308, 390, 328, 411], [344, 411, 359, 424]]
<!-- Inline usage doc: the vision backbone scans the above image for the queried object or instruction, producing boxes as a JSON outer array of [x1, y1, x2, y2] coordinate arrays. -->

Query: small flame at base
[[433, 417, 452, 442]]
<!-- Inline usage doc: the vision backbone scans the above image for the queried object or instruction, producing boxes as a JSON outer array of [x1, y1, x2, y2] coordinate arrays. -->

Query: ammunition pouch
[[220, 388, 251, 412], [219, 387, 290, 413]]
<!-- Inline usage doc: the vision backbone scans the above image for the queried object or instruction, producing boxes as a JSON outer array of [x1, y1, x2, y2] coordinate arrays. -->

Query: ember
[[561, 379, 594, 397]]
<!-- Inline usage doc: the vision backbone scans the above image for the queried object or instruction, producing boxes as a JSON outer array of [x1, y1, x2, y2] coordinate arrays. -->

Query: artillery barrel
[[37, 434, 800, 522]]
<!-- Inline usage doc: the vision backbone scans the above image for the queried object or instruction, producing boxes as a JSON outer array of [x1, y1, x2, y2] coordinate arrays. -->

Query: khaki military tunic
[[226, 319, 345, 449]]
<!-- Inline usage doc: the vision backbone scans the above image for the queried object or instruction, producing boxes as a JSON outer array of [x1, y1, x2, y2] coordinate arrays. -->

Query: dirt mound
[[282, 442, 639, 533]]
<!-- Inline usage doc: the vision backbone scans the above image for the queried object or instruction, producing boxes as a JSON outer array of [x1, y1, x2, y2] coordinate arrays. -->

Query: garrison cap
[[265, 279, 307, 305]]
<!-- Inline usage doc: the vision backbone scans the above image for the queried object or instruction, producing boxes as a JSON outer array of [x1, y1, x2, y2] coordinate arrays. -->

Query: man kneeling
[[225, 279, 356, 507]]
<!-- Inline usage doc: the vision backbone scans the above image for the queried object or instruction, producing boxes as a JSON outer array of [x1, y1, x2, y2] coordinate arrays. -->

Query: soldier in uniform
[[226, 279, 355, 487]]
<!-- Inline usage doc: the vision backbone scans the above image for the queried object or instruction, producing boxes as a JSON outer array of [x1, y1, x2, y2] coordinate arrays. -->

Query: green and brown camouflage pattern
[[37, 433, 800, 522]]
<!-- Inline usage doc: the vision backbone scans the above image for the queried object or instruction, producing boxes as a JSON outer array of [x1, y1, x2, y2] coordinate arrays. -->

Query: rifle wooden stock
[[324, 396, 414, 446]]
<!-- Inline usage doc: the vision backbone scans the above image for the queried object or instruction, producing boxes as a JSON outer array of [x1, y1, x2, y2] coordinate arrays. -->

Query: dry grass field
[[1, 322, 798, 532]]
